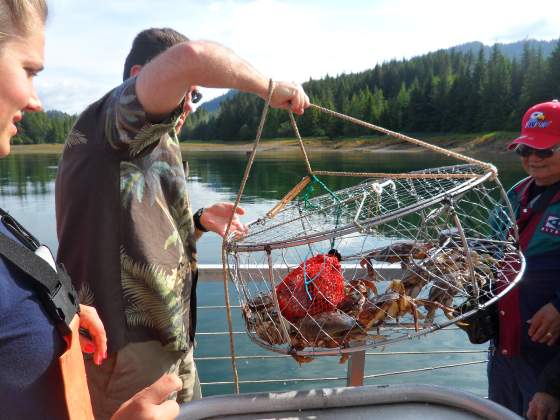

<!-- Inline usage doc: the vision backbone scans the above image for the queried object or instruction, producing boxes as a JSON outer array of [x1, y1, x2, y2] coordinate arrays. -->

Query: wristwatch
[[193, 208, 208, 232]]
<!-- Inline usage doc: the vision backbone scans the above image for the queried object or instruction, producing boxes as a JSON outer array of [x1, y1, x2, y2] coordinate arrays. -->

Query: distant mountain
[[199, 90, 238, 113], [195, 39, 558, 118], [184, 35, 560, 141], [449, 39, 558, 61]]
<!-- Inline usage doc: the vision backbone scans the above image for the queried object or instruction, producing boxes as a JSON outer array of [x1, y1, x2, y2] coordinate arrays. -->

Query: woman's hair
[[0, 0, 48, 43]]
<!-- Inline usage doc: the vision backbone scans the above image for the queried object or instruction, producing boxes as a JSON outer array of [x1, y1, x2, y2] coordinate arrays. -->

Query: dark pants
[[487, 347, 539, 416]]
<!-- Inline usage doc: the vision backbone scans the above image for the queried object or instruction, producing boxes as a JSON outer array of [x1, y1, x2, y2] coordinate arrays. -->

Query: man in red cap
[[488, 100, 560, 416]]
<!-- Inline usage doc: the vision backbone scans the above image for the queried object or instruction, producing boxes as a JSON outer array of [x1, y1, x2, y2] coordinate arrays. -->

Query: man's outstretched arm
[[135, 40, 309, 118]]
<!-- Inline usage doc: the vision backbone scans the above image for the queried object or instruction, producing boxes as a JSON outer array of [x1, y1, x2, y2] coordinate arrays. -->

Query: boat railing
[[194, 302, 489, 396]]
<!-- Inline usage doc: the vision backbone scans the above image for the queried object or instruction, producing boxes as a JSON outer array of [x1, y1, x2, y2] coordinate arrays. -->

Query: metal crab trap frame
[[219, 82, 525, 379]]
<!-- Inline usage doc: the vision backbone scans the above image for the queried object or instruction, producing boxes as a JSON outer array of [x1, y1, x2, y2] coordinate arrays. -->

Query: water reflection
[[0, 154, 59, 197], [0, 150, 525, 258], [0, 149, 526, 396], [0, 150, 526, 199], [185, 150, 525, 201]]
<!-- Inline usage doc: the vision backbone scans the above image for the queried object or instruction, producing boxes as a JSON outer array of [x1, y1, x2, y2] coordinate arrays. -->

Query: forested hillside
[[12, 110, 76, 145], [182, 40, 560, 141], [13, 39, 560, 145]]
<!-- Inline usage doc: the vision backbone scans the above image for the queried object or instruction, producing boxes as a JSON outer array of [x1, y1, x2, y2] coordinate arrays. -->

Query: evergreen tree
[[546, 40, 560, 99], [13, 111, 76, 144], [471, 47, 488, 131], [480, 45, 512, 130], [519, 45, 548, 113]]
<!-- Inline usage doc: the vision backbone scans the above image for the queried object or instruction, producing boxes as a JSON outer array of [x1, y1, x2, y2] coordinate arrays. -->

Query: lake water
[[0, 149, 526, 397]]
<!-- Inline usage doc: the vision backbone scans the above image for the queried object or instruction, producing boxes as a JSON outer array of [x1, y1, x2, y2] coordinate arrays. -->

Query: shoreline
[[9, 132, 517, 155]]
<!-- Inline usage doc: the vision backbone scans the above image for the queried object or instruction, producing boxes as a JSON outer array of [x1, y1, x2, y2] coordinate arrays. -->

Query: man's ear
[[130, 64, 143, 78]]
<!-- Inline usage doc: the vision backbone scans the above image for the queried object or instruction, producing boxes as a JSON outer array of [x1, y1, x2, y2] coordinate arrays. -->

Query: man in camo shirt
[[55, 27, 309, 420]]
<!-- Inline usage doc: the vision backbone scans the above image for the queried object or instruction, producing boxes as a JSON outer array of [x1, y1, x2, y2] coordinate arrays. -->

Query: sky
[[38, 0, 560, 114]]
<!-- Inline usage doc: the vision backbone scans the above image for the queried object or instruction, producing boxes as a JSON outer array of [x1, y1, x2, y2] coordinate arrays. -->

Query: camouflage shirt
[[56, 77, 198, 353]]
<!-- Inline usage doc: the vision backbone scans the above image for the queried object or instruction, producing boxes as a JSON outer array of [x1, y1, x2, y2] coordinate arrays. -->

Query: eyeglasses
[[515, 144, 560, 159], [190, 89, 202, 104]]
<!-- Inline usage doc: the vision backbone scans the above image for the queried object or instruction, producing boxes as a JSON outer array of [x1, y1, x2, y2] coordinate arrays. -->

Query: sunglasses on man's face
[[190, 89, 203, 104], [515, 144, 560, 159]]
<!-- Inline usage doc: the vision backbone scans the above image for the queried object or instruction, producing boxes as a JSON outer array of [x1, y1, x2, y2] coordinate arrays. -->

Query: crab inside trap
[[225, 164, 524, 360], [222, 101, 523, 361]]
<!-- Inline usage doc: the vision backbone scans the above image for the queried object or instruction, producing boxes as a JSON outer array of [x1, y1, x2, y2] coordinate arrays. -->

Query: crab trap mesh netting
[[222, 100, 524, 362]]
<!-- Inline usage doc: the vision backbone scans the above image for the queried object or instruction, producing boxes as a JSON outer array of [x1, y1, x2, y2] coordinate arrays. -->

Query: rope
[[289, 111, 313, 175], [309, 103, 497, 174], [300, 175, 342, 249], [263, 101, 493, 218], [303, 252, 328, 300], [221, 79, 276, 394], [301, 175, 340, 209]]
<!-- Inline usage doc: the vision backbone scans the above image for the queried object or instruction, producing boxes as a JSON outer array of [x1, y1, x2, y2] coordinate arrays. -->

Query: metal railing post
[[346, 350, 366, 386]]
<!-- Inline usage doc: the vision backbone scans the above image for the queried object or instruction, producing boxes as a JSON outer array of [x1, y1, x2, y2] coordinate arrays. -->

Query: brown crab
[[401, 265, 431, 298], [289, 311, 368, 364], [355, 280, 423, 332], [337, 278, 378, 317], [243, 292, 287, 346], [421, 272, 466, 325], [362, 241, 433, 266]]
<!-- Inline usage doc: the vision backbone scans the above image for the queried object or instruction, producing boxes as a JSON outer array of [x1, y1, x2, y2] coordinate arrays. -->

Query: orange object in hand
[[60, 315, 95, 420]]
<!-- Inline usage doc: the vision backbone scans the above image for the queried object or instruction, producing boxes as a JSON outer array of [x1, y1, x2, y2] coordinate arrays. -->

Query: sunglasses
[[515, 144, 560, 159], [190, 89, 203, 104]]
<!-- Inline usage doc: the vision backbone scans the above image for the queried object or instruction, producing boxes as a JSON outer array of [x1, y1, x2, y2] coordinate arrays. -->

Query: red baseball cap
[[508, 99, 560, 150]]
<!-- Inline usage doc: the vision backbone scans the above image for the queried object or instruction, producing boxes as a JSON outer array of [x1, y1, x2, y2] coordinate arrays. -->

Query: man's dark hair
[[123, 27, 189, 81]]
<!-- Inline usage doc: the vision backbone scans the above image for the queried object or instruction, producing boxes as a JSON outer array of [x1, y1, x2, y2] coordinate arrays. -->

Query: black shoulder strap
[[0, 234, 61, 290], [0, 219, 79, 336], [0, 208, 41, 251]]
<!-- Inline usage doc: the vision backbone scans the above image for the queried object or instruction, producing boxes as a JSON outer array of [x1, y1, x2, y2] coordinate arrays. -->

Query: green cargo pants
[[84, 341, 201, 420]]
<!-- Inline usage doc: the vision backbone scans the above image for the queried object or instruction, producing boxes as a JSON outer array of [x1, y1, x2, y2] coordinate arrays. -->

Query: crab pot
[[225, 164, 524, 359]]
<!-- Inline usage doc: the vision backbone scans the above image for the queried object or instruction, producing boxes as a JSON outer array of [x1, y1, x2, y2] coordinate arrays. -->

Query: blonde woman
[[0, 1, 180, 418]]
